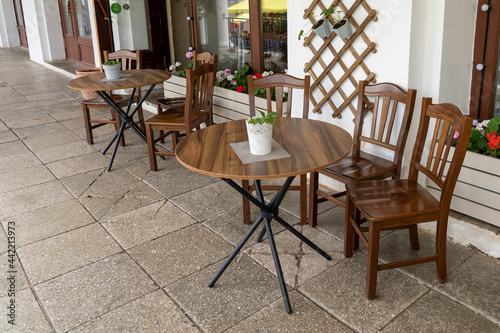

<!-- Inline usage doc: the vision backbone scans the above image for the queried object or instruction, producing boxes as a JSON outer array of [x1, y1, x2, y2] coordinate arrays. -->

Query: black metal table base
[[97, 85, 157, 171], [208, 177, 331, 314]]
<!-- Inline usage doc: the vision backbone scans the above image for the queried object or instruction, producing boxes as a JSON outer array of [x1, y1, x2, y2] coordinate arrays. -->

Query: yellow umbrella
[[227, 0, 287, 13]]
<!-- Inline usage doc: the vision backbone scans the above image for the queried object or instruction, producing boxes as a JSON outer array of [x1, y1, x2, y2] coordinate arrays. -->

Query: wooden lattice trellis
[[303, 0, 377, 119]]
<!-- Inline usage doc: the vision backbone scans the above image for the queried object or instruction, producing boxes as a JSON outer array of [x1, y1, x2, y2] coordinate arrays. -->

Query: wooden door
[[12, 0, 27, 47], [58, 0, 95, 65]]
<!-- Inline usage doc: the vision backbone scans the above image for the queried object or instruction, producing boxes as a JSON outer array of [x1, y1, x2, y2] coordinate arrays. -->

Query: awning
[[227, 0, 287, 13]]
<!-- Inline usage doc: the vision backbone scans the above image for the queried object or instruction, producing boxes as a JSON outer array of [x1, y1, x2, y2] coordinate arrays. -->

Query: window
[[188, 0, 287, 74]]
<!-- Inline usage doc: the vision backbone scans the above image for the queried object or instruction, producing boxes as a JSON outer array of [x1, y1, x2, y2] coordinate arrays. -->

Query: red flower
[[487, 132, 500, 149], [252, 73, 262, 79], [237, 86, 245, 93]]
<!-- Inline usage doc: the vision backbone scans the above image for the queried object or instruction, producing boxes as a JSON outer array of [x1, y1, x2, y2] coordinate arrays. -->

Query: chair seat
[[145, 108, 208, 126], [82, 94, 138, 107], [345, 179, 441, 225], [320, 151, 396, 181]]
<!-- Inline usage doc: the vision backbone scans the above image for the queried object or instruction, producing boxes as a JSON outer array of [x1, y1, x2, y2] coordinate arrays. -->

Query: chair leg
[[409, 225, 420, 250], [137, 106, 146, 132], [344, 193, 355, 258], [145, 124, 158, 171], [242, 180, 251, 225], [82, 104, 94, 145], [110, 110, 125, 146], [299, 174, 307, 225], [366, 221, 381, 300], [308, 171, 319, 227], [435, 218, 448, 283]]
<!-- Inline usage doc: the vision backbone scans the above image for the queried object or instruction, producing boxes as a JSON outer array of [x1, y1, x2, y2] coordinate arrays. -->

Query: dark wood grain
[[175, 117, 352, 180], [67, 69, 171, 91]]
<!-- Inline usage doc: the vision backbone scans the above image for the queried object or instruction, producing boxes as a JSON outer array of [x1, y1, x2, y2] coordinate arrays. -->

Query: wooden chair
[[344, 98, 473, 299], [157, 51, 217, 114], [145, 62, 216, 171], [242, 73, 310, 225], [308, 81, 417, 227], [81, 50, 143, 146]]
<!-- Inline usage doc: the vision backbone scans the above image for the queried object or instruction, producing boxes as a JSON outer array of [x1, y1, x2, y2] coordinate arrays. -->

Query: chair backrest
[[409, 98, 473, 209], [193, 51, 218, 71], [103, 50, 142, 70], [184, 62, 216, 129], [247, 73, 311, 119], [353, 81, 417, 178]]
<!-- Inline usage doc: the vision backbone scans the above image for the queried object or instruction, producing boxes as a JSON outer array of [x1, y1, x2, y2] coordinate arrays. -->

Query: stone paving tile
[[69, 289, 200, 333], [0, 130, 17, 143], [40, 102, 81, 115], [0, 140, 31, 158], [0, 151, 42, 175], [34, 140, 97, 163], [299, 253, 429, 333], [0, 253, 29, 298], [170, 181, 243, 221], [35, 253, 157, 332], [0, 288, 52, 332], [23, 129, 83, 151], [18, 223, 122, 284], [60, 166, 138, 197], [166, 255, 283, 333], [13, 121, 69, 140], [381, 291, 500, 333], [436, 253, 500, 324], [0, 107, 46, 121], [102, 200, 197, 249], [13, 82, 59, 95], [79, 180, 164, 220], [3, 114, 56, 129], [1, 199, 95, 247], [0, 228, 6, 254], [0, 120, 8, 131], [129, 224, 233, 287], [119, 155, 179, 180], [244, 224, 345, 288], [144, 162, 215, 199], [0, 164, 55, 194], [315, 204, 346, 240], [45, 151, 111, 179], [375, 228, 477, 286], [0, 101, 35, 112], [50, 108, 84, 122], [226, 291, 354, 333], [26, 91, 75, 107], [0, 180, 73, 219]]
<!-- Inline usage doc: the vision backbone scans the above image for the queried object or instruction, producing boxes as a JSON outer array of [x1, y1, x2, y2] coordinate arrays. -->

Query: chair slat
[[370, 96, 380, 139], [385, 100, 398, 145], [426, 119, 441, 170], [378, 96, 390, 142]]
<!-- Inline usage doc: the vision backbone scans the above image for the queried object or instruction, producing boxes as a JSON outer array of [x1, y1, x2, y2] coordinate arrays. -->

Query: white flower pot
[[102, 63, 121, 80], [333, 19, 354, 39], [312, 19, 331, 39], [246, 121, 273, 155]]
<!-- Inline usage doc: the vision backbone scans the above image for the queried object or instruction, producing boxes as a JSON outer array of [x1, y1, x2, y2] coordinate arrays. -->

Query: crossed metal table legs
[[96, 84, 156, 171], [208, 176, 332, 314]]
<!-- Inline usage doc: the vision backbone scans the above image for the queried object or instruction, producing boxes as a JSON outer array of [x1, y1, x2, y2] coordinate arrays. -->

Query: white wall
[[0, 0, 21, 47], [288, 0, 414, 190], [22, 0, 65, 63]]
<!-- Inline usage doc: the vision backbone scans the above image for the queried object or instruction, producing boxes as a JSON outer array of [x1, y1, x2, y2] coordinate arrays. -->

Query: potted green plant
[[246, 110, 279, 155], [298, 5, 353, 40], [102, 60, 121, 80]]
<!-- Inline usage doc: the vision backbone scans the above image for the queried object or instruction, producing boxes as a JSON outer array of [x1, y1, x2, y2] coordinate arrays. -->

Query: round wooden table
[[176, 117, 352, 314], [68, 69, 171, 170]]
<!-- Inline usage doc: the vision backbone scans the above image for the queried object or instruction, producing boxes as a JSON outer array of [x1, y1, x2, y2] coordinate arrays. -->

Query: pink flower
[[186, 51, 194, 58], [231, 80, 237, 85], [224, 68, 231, 77], [453, 130, 459, 139]]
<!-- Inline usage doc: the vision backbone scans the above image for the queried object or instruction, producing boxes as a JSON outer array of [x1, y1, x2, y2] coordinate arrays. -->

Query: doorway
[[58, 0, 95, 65], [12, 0, 27, 47]]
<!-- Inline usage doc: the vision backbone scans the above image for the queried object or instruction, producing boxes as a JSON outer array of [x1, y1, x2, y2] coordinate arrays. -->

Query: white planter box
[[163, 76, 274, 123], [426, 147, 500, 228]]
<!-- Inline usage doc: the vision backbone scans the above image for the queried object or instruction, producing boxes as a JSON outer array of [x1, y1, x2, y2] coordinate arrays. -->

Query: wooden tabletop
[[176, 117, 352, 180], [67, 69, 172, 91]]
